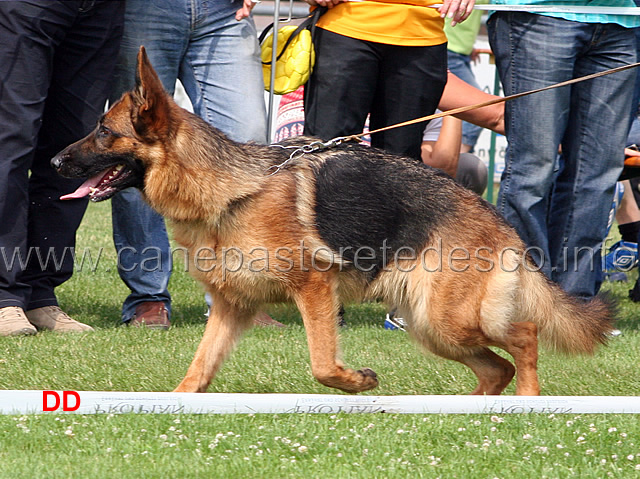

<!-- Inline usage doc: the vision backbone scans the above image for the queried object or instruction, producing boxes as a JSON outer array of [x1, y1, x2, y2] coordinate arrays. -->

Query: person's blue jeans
[[446, 50, 483, 150], [110, 0, 267, 322], [488, 12, 637, 299]]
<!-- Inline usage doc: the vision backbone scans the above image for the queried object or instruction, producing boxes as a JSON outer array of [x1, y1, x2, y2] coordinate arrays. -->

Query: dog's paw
[[356, 367, 379, 391], [358, 368, 377, 380]]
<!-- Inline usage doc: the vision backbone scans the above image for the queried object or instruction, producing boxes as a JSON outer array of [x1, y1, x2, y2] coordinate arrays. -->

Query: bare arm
[[439, 72, 505, 136], [422, 116, 462, 178]]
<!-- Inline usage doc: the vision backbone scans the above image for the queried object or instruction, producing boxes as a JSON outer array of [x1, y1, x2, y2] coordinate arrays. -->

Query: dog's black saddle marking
[[312, 145, 458, 279]]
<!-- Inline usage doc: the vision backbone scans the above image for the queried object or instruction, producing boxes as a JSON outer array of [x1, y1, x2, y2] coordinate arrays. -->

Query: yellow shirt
[[316, 0, 446, 47]]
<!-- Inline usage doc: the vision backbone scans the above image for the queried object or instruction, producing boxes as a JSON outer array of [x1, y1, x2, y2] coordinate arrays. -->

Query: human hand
[[438, 0, 475, 27], [626, 146, 640, 158], [302, 0, 346, 8], [236, 0, 258, 21]]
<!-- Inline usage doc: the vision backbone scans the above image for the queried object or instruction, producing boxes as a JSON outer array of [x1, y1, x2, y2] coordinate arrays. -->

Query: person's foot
[[0, 306, 37, 336], [128, 302, 170, 330], [604, 240, 638, 279], [25, 306, 94, 333], [384, 309, 406, 331]]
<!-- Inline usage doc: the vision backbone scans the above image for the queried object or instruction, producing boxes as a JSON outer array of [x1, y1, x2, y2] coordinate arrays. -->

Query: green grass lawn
[[0, 201, 639, 478]]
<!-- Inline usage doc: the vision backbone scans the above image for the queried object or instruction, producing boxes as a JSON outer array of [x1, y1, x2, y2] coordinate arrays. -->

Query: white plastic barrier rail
[[2, 390, 639, 415]]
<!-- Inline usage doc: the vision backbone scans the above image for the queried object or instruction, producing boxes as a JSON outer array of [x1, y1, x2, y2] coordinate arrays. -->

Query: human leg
[[488, 12, 575, 278], [0, 1, 123, 335], [456, 152, 488, 195], [548, 24, 636, 297], [181, 0, 267, 143], [0, 1, 56, 310], [109, 0, 193, 323], [369, 43, 447, 161], [304, 29, 380, 140]]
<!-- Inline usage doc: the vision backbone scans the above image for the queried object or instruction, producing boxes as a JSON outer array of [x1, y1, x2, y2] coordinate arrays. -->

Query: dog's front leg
[[294, 271, 378, 394], [174, 293, 254, 393]]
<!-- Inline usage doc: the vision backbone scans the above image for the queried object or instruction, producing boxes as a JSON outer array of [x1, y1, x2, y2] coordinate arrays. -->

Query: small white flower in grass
[[566, 420, 574, 427], [635, 465, 640, 470], [495, 439, 504, 446], [491, 416, 504, 423], [629, 455, 636, 461], [298, 445, 308, 453], [600, 459, 607, 465], [522, 434, 532, 440], [608, 427, 617, 433], [337, 453, 343, 458], [556, 444, 565, 449], [586, 449, 594, 456], [577, 436, 585, 443]]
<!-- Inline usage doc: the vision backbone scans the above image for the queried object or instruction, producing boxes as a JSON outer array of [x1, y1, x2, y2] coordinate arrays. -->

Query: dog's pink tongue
[[60, 174, 102, 200]]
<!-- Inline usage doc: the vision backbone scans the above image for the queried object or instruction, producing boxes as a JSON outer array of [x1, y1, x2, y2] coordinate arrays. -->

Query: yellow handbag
[[260, 8, 326, 95]]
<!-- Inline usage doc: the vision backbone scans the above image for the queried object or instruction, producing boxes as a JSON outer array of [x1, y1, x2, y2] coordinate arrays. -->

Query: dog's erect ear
[[132, 46, 171, 137]]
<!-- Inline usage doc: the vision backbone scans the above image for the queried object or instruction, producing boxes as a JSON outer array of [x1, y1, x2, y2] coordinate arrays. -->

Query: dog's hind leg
[[454, 348, 516, 395], [492, 322, 540, 396], [294, 271, 379, 393], [173, 293, 255, 393]]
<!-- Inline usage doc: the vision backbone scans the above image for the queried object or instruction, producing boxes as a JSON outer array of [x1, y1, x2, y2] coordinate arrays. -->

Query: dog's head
[[52, 46, 175, 202]]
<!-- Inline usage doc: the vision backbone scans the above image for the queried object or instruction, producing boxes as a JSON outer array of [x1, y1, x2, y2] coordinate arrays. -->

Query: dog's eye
[[98, 126, 111, 138]]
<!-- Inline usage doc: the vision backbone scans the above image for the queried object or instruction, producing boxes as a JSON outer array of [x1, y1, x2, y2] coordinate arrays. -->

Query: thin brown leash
[[344, 60, 640, 142], [268, 61, 640, 174]]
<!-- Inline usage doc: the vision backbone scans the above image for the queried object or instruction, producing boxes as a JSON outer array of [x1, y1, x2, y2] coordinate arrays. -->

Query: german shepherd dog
[[52, 47, 614, 396]]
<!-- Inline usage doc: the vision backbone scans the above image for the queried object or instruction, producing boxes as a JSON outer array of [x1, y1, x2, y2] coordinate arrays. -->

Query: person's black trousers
[[0, 0, 124, 310], [304, 28, 447, 162]]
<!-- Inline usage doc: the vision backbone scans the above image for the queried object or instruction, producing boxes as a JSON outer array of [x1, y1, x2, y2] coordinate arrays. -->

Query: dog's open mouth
[[60, 164, 133, 202]]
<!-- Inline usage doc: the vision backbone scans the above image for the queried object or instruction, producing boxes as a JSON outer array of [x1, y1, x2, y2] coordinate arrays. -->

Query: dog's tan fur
[[53, 47, 615, 396]]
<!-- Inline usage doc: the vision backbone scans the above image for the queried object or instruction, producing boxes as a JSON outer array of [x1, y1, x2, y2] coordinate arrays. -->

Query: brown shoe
[[25, 306, 94, 333], [128, 302, 170, 330], [0, 306, 37, 336], [253, 311, 286, 328]]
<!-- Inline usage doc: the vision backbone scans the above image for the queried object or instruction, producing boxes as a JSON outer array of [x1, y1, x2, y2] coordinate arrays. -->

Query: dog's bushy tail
[[518, 268, 616, 354]]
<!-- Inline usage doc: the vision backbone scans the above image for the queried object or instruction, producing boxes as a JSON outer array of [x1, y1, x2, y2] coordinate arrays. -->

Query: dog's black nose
[[51, 155, 62, 169]]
